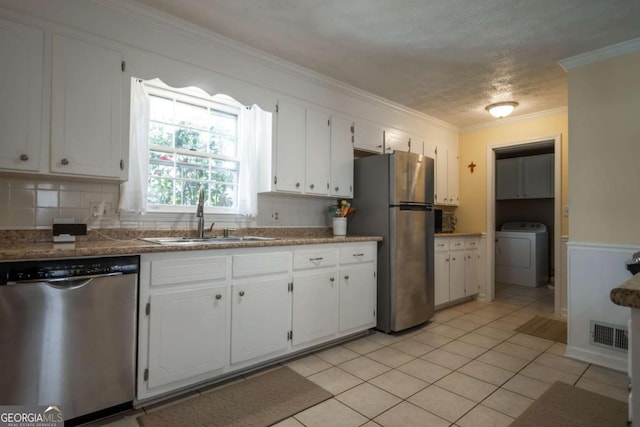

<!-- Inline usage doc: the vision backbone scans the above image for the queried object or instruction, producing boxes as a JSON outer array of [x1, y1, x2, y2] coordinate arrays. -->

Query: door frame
[[485, 134, 562, 316]]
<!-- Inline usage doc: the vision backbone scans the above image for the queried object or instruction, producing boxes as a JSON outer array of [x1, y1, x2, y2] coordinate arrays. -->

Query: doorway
[[485, 135, 562, 316]]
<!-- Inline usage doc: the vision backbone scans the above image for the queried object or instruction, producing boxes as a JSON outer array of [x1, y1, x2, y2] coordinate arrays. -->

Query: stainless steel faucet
[[196, 187, 213, 238]]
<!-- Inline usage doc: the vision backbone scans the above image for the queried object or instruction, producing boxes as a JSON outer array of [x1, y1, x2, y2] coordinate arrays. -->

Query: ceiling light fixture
[[485, 101, 519, 118]]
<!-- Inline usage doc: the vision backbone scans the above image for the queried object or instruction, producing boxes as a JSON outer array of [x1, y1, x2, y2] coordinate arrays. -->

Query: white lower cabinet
[[147, 286, 227, 389], [138, 241, 377, 401], [231, 277, 291, 364], [434, 236, 480, 308]]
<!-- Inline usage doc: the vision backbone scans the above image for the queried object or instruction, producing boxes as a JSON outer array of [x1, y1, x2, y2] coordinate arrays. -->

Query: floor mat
[[515, 315, 567, 343]]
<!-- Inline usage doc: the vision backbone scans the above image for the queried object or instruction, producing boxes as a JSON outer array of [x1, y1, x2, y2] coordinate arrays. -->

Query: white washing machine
[[495, 222, 549, 287]]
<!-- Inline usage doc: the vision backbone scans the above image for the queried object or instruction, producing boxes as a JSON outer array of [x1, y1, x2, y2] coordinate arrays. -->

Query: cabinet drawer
[[339, 245, 375, 264], [450, 238, 465, 251], [293, 248, 337, 270], [150, 256, 227, 286], [232, 252, 290, 278], [435, 238, 449, 252], [465, 238, 480, 249]]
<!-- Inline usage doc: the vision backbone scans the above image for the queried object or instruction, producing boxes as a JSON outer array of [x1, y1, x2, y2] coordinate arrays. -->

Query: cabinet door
[[464, 249, 479, 296], [434, 251, 450, 306], [354, 120, 384, 153], [305, 108, 331, 195], [231, 277, 290, 364], [292, 270, 338, 347], [496, 158, 521, 199], [147, 286, 227, 389], [447, 144, 459, 205], [330, 115, 354, 198], [275, 99, 306, 192], [384, 129, 409, 153], [51, 34, 124, 179], [0, 18, 42, 172], [423, 140, 437, 161], [522, 154, 553, 198], [408, 134, 424, 155], [435, 144, 448, 205], [449, 250, 465, 301], [339, 265, 376, 333]]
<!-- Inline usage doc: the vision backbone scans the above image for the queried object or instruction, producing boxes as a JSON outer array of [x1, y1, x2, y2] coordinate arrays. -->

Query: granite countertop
[[435, 232, 483, 237], [0, 228, 382, 261], [610, 274, 640, 309]]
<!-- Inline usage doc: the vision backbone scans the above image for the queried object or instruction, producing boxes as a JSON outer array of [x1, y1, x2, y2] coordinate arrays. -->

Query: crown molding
[[100, 0, 459, 132], [461, 106, 567, 133], [559, 37, 640, 71]]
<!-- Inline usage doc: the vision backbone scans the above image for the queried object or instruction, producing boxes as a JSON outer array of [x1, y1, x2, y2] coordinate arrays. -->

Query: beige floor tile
[[307, 366, 363, 394], [581, 364, 629, 389], [506, 333, 555, 351], [389, 338, 434, 357], [285, 354, 332, 377], [368, 369, 428, 399], [457, 333, 502, 349], [361, 422, 382, 427], [481, 388, 534, 418], [410, 331, 453, 347], [485, 320, 518, 332], [450, 302, 484, 314], [533, 352, 589, 376], [440, 340, 488, 359], [432, 309, 466, 323], [89, 411, 144, 427], [476, 350, 529, 372], [367, 331, 406, 345], [500, 313, 535, 326], [545, 341, 567, 356], [445, 318, 484, 332], [435, 372, 498, 402], [342, 337, 385, 355], [502, 374, 552, 399], [473, 325, 516, 341], [366, 347, 415, 368], [470, 309, 508, 321], [474, 305, 514, 316], [407, 385, 476, 422], [315, 345, 360, 365], [420, 348, 471, 370], [338, 356, 391, 381], [294, 398, 368, 427], [519, 362, 580, 385], [456, 404, 514, 427], [575, 377, 629, 402], [459, 314, 494, 325], [429, 324, 469, 338], [397, 358, 452, 383], [271, 417, 305, 427], [374, 401, 450, 427], [336, 382, 401, 418], [457, 360, 515, 386], [143, 391, 200, 413], [493, 341, 541, 361]]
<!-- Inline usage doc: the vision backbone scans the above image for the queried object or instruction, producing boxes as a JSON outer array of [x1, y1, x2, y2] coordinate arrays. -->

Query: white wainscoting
[[559, 236, 568, 317], [567, 241, 638, 372], [478, 233, 488, 301]]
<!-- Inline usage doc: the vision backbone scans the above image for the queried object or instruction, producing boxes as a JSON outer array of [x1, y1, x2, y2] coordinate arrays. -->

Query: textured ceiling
[[134, 0, 640, 128]]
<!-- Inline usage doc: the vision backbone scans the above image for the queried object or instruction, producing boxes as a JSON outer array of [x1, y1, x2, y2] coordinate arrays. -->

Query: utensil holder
[[333, 217, 347, 236]]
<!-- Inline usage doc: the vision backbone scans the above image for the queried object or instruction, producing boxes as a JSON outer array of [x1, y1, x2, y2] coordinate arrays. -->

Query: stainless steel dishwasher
[[0, 256, 139, 422]]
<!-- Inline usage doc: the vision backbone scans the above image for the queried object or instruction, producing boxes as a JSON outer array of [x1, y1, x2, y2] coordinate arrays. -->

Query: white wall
[[0, 0, 458, 229]]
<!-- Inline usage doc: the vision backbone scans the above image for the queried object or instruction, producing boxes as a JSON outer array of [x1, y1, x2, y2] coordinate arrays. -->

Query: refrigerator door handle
[[395, 203, 432, 211]]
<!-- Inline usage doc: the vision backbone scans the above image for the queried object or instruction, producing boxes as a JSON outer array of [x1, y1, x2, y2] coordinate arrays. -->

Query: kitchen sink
[[140, 236, 278, 245]]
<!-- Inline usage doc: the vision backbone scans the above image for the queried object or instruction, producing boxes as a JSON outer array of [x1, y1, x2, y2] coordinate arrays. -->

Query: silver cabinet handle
[[310, 183, 315, 189], [239, 291, 245, 297], [335, 186, 339, 191], [344, 275, 349, 280], [20, 154, 29, 161], [445, 258, 450, 262], [376, 145, 382, 148], [330, 277, 335, 282], [452, 257, 456, 261], [352, 253, 364, 257], [295, 182, 300, 188], [61, 158, 69, 165], [215, 294, 222, 300], [309, 257, 324, 261]]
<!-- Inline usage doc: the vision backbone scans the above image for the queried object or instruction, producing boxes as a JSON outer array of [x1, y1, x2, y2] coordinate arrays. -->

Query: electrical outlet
[[271, 210, 280, 223], [90, 202, 109, 218], [563, 205, 569, 217]]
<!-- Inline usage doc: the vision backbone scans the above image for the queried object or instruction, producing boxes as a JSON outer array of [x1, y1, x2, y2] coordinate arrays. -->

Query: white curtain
[[237, 105, 270, 218], [119, 79, 150, 214]]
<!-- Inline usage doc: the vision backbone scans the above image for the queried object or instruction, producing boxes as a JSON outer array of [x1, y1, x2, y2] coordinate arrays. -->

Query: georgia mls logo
[[0, 405, 64, 427]]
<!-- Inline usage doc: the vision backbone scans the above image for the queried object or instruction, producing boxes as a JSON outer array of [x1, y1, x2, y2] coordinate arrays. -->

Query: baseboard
[[565, 345, 628, 373]]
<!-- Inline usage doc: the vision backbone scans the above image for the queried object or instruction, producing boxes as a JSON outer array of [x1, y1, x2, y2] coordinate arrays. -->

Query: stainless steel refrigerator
[[350, 151, 435, 333]]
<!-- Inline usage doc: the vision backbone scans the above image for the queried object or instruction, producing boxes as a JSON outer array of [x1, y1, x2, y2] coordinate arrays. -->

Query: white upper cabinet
[[0, 18, 43, 172], [305, 108, 331, 195], [384, 129, 410, 153], [330, 115, 354, 198], [51, 34, 125, 179], [274, 98, 306, 193], [434, 143, 459, 206], [423, 140, 437, 160], [496, 154, 554, 200], [353, 120, 384, 153], [447, 144, 459, 205]]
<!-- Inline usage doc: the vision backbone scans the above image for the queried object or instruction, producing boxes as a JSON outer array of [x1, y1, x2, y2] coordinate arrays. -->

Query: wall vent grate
[[590, 321, 628, 352]]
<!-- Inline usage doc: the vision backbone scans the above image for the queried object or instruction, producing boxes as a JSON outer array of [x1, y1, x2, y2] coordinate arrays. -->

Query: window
[[145, 84, 242, 212]]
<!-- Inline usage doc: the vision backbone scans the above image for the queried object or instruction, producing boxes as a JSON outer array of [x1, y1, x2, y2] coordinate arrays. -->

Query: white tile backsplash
[[0, 176, 337, 229]]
